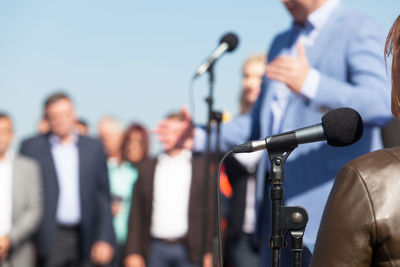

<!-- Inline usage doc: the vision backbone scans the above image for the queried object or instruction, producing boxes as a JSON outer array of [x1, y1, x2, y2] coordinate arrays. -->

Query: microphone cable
[[216, 149, 234, 267]]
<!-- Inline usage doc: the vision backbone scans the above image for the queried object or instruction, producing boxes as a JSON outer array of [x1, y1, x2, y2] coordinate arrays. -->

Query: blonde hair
[[240, 53, 266, 114], [241, 53, 266, 73], [386, 15, 400, 118]]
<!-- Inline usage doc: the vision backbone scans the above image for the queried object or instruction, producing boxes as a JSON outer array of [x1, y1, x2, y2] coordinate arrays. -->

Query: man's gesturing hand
[[266, 42, 310, 93], [153, 106, 194, 151]]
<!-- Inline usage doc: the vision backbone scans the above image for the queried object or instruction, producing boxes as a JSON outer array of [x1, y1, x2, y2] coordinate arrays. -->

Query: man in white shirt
[[125, 112, 214, 267], [0, 113, 42, 267]]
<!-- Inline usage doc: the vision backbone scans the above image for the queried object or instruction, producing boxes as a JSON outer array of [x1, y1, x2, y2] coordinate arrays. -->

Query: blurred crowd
[[0, 92, 152, 267], [2, 49, 395, 267], [0, 53, 267, 267]]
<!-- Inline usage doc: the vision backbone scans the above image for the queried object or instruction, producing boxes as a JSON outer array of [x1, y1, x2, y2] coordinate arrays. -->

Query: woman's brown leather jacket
[[311, 147, 400, 266]]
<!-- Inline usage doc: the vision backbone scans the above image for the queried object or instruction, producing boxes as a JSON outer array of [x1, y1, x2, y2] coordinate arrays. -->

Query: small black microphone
[[233, 108, 364, 153], [193, 32, 239, 79]]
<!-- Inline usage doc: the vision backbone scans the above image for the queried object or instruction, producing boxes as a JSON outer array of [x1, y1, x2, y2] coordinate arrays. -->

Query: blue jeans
[[147, 240, 197, 267]]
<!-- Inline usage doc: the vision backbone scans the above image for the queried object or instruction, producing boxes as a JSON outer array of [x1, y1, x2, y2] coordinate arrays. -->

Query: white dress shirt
[[150, 149, 192, 239], [0, 151, 14, 236], [242, 176, 257, 234], [50, 134, 81, 225]]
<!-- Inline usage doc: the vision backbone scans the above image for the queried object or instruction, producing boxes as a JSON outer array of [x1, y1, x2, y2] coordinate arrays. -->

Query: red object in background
[[219, 164, 232, 198]]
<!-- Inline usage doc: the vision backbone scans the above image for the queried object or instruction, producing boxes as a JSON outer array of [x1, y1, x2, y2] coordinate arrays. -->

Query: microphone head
[[321, 108, 364, 147], [220, 32, 239, 52]]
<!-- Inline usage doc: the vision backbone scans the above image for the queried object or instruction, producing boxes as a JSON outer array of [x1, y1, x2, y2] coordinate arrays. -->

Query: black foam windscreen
[[321, 108, 364, 147], [220, 32, 239, 52]]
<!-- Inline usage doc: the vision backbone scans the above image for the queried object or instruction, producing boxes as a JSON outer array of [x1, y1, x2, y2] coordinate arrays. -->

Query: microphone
[[193, 32, 239, 79], [233, 108, 364, 153]]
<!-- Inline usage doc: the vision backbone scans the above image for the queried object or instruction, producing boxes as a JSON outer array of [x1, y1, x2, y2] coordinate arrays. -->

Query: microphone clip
[[268, 142, 296, 182]]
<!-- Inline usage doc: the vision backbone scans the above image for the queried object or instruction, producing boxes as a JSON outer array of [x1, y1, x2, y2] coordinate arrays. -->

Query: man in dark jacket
[[20, 92, 115, 267]]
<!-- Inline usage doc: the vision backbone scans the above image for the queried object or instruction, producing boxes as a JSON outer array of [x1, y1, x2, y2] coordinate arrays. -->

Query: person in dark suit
[[0, 113, 42, 267], [20, 92, 115, 267], [124, 112, 214, 267]]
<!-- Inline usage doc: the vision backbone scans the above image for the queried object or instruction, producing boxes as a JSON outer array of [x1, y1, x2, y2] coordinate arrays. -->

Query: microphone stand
[[267, 141, 308, 267], [205, 63, 215, 172], [211, 110, 223, 267], [201, 63, 222, 267]]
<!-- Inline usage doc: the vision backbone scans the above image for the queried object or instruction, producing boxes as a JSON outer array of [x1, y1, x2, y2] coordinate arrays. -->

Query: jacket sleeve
[[95, 144, 115, 245], [193, 75, 266, 153], [311, 18, 391, 126], [8, 159, 43, 247], [125, 168, 147, 257], [311, 164, 375, 266]]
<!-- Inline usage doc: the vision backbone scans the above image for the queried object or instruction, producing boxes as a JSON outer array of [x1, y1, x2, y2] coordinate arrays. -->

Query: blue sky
[[1, 0, 399, 153]]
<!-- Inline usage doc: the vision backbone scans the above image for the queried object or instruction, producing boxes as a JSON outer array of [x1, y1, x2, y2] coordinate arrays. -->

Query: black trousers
[[39, 225, 112, 267], [44, 225, 84, 267]]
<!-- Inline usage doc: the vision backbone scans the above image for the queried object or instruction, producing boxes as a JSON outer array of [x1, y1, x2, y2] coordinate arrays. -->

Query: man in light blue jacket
[[155, 0, 391, 265]]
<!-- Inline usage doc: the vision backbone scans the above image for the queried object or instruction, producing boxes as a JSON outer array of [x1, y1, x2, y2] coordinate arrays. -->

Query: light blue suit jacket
[[194, 3, 391, 265]]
